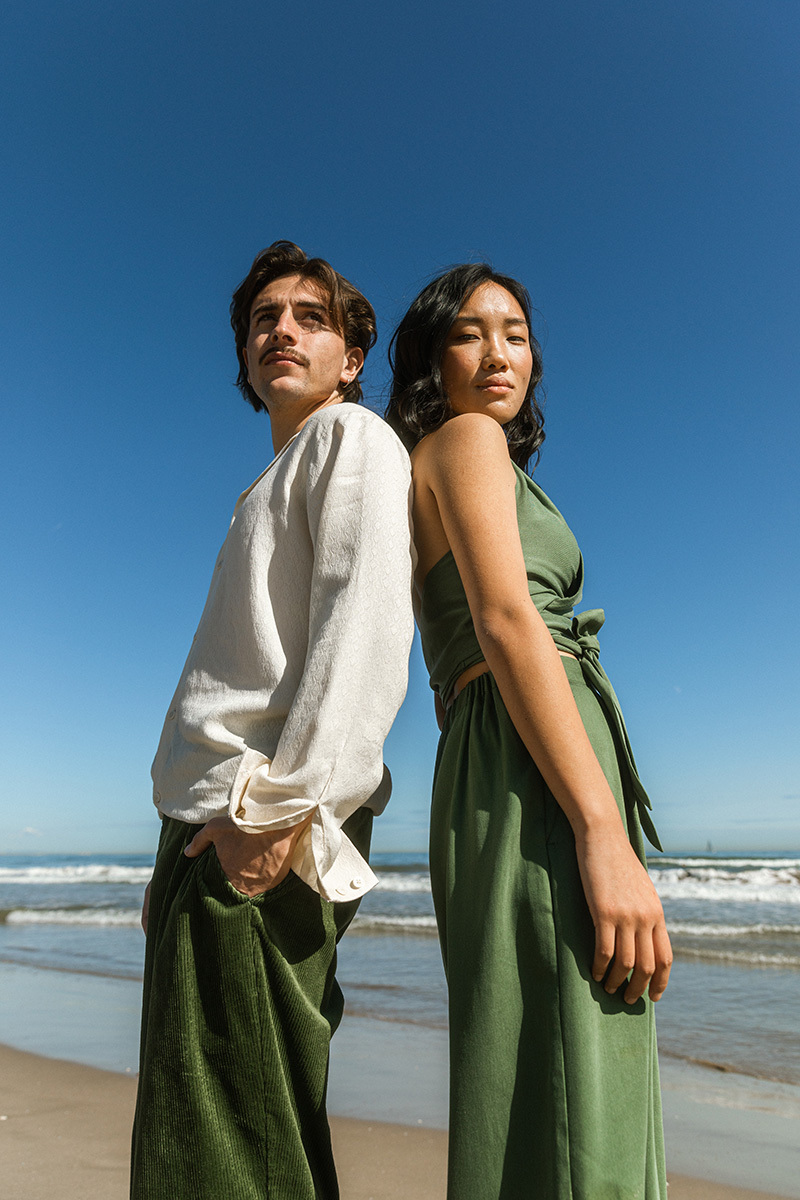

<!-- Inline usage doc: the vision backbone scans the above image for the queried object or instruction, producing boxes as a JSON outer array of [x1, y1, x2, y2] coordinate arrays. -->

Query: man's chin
[[266, 387, 342, 410], [262, 381, 307, 407]]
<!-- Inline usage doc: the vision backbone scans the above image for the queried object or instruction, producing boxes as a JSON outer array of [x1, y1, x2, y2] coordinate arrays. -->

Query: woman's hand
[[575, 822, 672, 1003]]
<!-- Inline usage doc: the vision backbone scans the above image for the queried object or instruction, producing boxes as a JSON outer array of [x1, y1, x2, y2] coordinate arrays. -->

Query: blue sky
[[1, 0, 797, 854]]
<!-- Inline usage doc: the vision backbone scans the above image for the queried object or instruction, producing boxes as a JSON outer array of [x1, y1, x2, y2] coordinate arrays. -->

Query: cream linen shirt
[[151, 404, 415, 902]]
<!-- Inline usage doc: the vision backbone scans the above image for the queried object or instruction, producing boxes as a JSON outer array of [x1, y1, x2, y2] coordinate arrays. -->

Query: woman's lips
[[479, 379, 513, 392]]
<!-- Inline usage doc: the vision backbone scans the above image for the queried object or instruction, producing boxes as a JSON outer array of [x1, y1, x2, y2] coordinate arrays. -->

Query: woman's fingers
[[623, 930, 656, 1004], [592, 921, 616, 983], [594, 920, 673, 1004], [648, 923, 673, 1001], [604, 926, 636, 995]]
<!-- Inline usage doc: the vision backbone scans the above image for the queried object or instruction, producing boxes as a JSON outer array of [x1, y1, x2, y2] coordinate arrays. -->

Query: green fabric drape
[[554, 608, 661, 852], [430, 667, 666, 1200], [419, 464, 667, 1199], [421, 463, 661, 855]]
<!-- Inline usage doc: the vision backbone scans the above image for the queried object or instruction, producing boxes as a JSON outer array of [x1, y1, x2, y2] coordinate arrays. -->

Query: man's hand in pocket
[[184, 814, 313, 896]]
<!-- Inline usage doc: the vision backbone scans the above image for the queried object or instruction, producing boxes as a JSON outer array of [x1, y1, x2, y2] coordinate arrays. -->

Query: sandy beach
[[2, 852, 800, 1199], [0, 1041, 794, 1200]]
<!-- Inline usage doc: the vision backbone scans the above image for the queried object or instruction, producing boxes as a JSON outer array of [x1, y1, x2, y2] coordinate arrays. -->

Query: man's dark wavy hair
[[386, 263, 545, 468], [230, 241, 377, 412]]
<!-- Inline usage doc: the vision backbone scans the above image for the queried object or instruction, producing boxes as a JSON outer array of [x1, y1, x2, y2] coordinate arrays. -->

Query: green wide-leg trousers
[[130, 808, 372, 1200], [430, 662, 666, 1200]]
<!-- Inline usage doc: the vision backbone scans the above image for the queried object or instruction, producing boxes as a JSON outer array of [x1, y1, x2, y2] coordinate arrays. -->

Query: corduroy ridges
[[131, 808, 372, 1200]]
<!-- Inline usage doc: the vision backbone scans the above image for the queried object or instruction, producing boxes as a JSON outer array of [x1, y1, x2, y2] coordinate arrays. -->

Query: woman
[[386, 264, 671, 1199]]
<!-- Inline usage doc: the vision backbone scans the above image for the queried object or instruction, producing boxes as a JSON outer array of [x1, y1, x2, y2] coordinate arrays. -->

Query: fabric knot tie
[[569, 608, 605, 661], [561, 608, 662, 852]]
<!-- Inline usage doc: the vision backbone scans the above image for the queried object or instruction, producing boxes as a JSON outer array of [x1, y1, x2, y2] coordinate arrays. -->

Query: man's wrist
[[238, 812, 313, 840]]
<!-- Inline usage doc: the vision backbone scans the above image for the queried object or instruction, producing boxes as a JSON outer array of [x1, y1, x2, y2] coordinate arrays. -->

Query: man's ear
[[243, 347, 250, 379], [340, 346, 364, 386]]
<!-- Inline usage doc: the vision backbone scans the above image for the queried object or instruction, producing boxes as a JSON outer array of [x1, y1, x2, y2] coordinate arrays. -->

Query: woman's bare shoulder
[[412, 415, 510, 484]]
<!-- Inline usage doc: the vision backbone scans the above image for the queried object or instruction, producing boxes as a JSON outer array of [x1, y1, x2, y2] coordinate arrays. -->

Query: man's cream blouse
[[151, 404, 415, 901]]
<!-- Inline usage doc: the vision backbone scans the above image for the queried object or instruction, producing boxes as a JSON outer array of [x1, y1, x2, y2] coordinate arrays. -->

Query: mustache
[[259, 347, 310, 368]]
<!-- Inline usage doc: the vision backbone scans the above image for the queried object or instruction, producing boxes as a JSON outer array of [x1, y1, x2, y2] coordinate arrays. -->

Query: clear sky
[[1, 1, 797, 855]]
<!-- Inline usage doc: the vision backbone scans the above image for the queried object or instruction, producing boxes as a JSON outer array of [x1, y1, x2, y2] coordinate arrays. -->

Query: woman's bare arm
[[415, 413, 671, 1002]]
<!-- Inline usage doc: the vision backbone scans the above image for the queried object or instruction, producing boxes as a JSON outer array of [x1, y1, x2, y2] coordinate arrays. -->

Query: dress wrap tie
[[551, 608, 662, 852]]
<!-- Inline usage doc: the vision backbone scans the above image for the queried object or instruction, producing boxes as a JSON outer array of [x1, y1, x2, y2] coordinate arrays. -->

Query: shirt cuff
[[227, 746, 378, 901], [291, 820, 378, 902]]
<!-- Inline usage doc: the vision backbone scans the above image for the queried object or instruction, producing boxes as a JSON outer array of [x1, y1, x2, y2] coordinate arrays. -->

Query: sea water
[[0, 851, 798, 1085]]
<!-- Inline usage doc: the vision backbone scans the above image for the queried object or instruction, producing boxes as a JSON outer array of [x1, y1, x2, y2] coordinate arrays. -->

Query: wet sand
[[0, 1042, 794, 1200]]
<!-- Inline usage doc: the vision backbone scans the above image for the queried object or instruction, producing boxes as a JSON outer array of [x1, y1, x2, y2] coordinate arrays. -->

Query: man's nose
[[271, 306, 299, 342]]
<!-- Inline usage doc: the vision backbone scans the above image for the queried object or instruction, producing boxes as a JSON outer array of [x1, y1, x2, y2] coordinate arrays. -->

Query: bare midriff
[[447, 651, 578, 710]]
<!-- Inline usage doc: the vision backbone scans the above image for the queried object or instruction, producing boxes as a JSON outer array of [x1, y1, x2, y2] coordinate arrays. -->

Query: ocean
[[1, 850, 798, 1086]]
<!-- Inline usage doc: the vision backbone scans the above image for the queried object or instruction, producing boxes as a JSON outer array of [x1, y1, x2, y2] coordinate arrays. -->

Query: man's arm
[[210, 411, 414, 901]]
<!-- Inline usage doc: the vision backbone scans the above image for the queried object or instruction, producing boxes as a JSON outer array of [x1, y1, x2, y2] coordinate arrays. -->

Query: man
[[131, 241, 414, 1200]]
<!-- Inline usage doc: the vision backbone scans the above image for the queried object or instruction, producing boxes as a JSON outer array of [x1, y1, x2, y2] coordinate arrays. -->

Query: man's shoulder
[[297, 403, 408, 460]]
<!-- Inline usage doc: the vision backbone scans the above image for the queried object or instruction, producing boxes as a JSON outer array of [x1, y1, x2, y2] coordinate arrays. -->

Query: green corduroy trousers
[[130, 807, 372, 1200]]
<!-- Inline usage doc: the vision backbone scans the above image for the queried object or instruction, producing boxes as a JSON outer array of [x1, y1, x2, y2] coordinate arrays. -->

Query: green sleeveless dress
[[418, 464, 667, 1200]]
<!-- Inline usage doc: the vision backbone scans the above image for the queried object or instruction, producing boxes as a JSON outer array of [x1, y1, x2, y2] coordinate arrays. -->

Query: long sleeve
[[227, 409, 415, 900]]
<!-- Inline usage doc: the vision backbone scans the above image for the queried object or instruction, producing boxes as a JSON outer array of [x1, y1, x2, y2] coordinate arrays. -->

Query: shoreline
[[1, 950, 800, 1094], [1, 961, 800, 1196], [0, 1043, 793, 1200]]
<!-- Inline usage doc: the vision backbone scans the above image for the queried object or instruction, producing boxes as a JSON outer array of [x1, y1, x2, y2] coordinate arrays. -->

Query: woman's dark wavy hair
[[386, 263, 545, 469], [230, 240, 377, 412]]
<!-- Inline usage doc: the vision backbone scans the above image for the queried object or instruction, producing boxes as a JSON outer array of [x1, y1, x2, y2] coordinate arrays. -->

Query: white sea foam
[[651, 866, 800, 903], [4, 908, 141, 927], [4, 859, 798, 908], [656, 857, 800, 870], [668, 922, 800, 937], [372, 872, 431, 893], [2, 905, 439, 934], [353, 914, 438, 931], [673, 946, 800, 969], [0, 865, 152, 885]]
